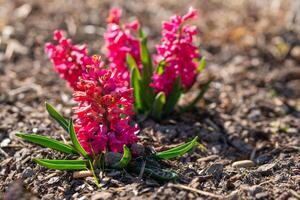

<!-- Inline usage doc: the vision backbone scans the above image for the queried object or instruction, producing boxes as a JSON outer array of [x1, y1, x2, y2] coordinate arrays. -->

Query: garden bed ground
[[1, 0, 300, 199]]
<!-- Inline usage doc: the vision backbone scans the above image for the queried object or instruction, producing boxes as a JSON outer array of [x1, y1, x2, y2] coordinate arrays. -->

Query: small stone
[[104, 152, 122, 167], [205, 163, 223, 179], [291, 46, 300, 58], [255, 154, 272, 165], [232, 160, 255, 168], [0, 138, 11, 147], [22, 167, 34, 178], [256, 163, 276, 175], [131, 143, 145, 157], [48, 176, 60, 184]]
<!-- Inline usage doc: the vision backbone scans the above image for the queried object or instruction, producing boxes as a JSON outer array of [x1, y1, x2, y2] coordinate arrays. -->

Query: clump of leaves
[[16, 103, 199, 186]]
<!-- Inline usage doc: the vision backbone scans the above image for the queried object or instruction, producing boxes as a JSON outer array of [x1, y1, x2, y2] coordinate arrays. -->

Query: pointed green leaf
[[164, 77, 182, 116], [88, 160, 100, 188], [197, 56, 206, 73], [16, 133, 78, 154], [45, 102, 68, 131], [156, 136, 198, 154], [139, 29, 152, 79], [152, 92, 166, 120], [156, 60, 166, 75], [181, 80, 211, 112], [155, 136, 198, 160], [68, 120, 89, 159], [139, 29, 154, 109], [33, 159, 87, 170], [130, 67, 143, 111], [126, 53, 138, 71], [112, 145, 132, 169]]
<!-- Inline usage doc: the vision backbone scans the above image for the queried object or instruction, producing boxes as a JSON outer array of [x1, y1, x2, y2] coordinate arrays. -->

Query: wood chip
[[170, 183, 224, 199]]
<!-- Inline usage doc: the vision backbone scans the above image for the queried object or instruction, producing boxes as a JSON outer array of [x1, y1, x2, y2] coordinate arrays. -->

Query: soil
[[1, 0, 300, 199]]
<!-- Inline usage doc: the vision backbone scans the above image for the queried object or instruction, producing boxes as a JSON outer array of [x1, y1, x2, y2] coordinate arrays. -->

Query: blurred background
[[1, 0, 300, 199], [0, 0, 300, 104]]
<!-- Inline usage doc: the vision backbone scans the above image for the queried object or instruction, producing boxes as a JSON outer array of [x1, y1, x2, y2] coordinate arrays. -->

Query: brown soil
[[1, 0, 300, 199]]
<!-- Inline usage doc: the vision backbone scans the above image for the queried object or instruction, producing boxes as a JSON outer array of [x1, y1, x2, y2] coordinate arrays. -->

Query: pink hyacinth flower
[[151, 8, 201, 95], [45, 30, 87, 89], [73, 55, 139, 155], [104, 8, 141, 87]]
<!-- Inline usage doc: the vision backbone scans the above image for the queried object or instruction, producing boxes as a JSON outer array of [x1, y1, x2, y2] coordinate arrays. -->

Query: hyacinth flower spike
[[105, 8, 142, 88], [128, 8, 210, 120], [45, 30, 88, 89]]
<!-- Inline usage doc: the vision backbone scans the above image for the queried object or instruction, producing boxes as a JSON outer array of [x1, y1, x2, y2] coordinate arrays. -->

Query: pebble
[[232, 160, 255, 168], [22, 167, 34, 178], [32, 128, 38, 133], [255, 154, 272, 165], [48, 176, 60, 184], [256, 163, 276, 175], [0, 138, 11, 147], [206, 163, 224, 179]]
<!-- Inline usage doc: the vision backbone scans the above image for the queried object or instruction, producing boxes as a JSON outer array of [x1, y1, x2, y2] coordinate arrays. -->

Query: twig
[[60, 134, 68, 144], [0, 148, 9, 157], [290, 190, 300, 199], [73, 170, 92, 178], [197, 155, 218, 163], [170, 184, 223, 199]]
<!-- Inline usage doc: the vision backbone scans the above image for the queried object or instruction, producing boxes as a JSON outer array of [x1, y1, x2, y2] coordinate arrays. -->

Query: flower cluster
[[104, 8, 141, 86], [45, 30, 87, 89], [45, 8, 203, 155], [151, 8, 200, 95], [73, 56, 139, 154]]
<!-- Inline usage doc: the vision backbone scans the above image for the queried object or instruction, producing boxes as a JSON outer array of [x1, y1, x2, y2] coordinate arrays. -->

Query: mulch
[[0, 0, 300, 199]]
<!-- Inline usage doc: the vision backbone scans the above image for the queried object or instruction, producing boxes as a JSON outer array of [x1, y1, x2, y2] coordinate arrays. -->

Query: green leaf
[[155, 136, 198, 160], [126, 53, 138, 71], [139, 29, 152, 80], [197, 56, 206, 73], [68, 120, 89, 159], [164, 77, 182, 116], [33, 159, 87, 170], [112, 145, 132, 169], [88, 160, 100, 188], [45, 102, 68, 131], [143, 167, 178, 181], [156, 136, 198, 154], [151, 92, 166, 120], [180, 80, 211, 112], [16, 133, 78, 155], [139, 29, 154, 109], [156, 60, 166, 75], [130, 67, 143, 111]]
